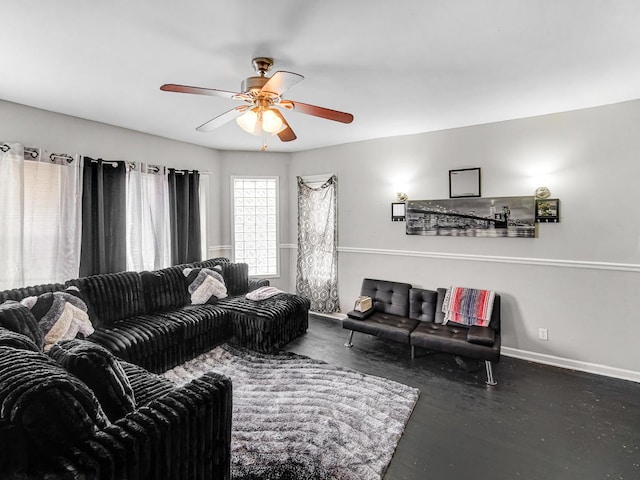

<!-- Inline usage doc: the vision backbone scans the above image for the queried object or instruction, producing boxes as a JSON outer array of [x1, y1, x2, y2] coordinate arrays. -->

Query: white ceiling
[[3, 0, 640, 153]]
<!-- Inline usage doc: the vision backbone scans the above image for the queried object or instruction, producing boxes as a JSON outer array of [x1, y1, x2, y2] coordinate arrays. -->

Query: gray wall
[[289, 100, 640, 381], [0, 99, 223, 249]]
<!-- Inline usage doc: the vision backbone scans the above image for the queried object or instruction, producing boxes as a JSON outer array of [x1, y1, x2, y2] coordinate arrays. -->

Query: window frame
[[230, 175, 280, 278]]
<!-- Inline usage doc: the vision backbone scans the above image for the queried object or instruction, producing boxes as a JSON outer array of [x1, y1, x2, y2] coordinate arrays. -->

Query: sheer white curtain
[[0, 143, 83, 289], [126, 162, 171, 271], [0, 143, 25, 289]]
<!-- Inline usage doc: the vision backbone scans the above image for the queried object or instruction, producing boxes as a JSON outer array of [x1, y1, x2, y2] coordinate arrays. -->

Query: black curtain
[[168, 169, 202, 265], [79, 157, 127, 276]]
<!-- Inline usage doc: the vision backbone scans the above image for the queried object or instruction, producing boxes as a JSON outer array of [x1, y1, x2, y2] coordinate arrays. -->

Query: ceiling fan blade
[[196, 107, 246, 132], [261, 71, 304, 97], [161, 83, 242, 99], [287, 100, 354, 124], [270, 109, 297, 142]]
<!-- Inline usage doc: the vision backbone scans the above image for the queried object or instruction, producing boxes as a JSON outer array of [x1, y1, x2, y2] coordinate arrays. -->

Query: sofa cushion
[[88, 305, 230, 373], [0, 300, 44, 349], [343, 312, 419, 344], [66, 271, 146, 328], [360, 279, 412, 317], [467, 325, 495, 346], [48, 339, 136, 422], [193, 257, 230, 269], [183, 266, 228, 304], [0, 327, 40, 352], [409, 288, 438, 322], [0, 283, 65, 304], [410, 322, 501, 362], [0, 346, 108, 456], [434, 288, 447, 324], [141, 265, 190, 311], [120, 361, 176, 405], [20, 287, 94, 351], [220, 262, 250, 296]]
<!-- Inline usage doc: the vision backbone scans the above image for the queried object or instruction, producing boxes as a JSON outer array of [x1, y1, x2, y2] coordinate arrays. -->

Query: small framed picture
[[449, 168, 481, 198], [535, 198, 560, 222], [391, 202, 406, 221]]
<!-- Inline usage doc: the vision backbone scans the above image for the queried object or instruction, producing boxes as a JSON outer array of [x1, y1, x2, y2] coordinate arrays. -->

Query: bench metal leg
[[344, 330, 354, 347], [411, 345, 415, 359], [485, 360, 497, 386]]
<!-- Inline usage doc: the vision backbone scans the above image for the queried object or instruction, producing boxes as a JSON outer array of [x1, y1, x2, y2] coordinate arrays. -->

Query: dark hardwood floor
[[285, 314, 640, 480]]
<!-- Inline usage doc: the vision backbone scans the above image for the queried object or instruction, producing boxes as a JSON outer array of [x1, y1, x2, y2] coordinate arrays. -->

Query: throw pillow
[[183, 266, 228, 304], [245, 286, 283, 301], [48, 339, 136, 422], [20, 286, 95, 351], [0, 300, 44, 350]]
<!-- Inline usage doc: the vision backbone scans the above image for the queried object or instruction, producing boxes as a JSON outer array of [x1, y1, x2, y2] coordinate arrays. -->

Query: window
[[232, 177, 279, 276]]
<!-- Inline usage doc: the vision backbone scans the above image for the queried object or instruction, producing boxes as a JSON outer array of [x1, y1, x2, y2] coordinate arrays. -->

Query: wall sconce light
[[396, 192, 408, 202], [535, 186, 550, 199]]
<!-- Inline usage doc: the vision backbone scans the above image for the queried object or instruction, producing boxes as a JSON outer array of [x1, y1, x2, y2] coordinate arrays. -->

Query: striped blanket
[[442, 286, 495, 327]]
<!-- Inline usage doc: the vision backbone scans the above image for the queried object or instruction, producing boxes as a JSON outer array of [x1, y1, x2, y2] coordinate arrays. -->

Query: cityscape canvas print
[[406, 196, 536, 238]]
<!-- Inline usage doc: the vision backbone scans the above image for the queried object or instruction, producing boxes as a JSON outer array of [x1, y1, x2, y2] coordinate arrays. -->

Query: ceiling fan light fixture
[[261, 108, 284, 134], [236, 108, 258, 134]]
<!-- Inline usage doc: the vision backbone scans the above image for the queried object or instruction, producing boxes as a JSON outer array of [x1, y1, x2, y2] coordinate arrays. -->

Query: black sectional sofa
[[343, 278, 501, 385], [0, 258, 310, 479]]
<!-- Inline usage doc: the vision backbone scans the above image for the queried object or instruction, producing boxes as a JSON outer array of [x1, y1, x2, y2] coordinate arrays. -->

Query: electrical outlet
[[538, 328, 548, 341]]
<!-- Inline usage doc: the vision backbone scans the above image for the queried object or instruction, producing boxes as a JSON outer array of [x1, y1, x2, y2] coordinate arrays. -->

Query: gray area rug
[[162, 344, 420, 480]]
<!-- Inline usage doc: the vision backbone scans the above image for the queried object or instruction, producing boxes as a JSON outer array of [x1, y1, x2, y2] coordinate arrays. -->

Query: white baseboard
[[325, 316, 639, 383], [501, 347, 640, 384]]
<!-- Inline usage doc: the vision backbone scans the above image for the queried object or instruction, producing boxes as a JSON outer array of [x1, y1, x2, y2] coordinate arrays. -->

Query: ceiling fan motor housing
[[242, 76, 270, 94]]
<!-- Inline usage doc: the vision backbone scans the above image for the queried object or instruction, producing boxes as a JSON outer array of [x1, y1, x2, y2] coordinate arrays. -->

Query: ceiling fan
[[160, 57, 354, 147]]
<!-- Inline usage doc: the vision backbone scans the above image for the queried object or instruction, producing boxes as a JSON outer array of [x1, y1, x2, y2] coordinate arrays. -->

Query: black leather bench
[[343, 278, 501, 385]]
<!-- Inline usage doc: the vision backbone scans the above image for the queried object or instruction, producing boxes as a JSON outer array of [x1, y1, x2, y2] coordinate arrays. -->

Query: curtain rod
[[88, 158, 211, 174], [91, 159, 119, 167], [24, 147, 75, 163], [172, 170, 212, 175], [24, 147, 39, 159], [50, 153, 74, 162]]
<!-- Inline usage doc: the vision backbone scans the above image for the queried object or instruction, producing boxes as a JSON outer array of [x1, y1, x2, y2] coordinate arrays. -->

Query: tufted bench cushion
[[343, 312, 419, 344], [409, 288, 438, 322], [410, 321, 501, 362], [360, 278, 412, 316], [344, 279, 417, 344]]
